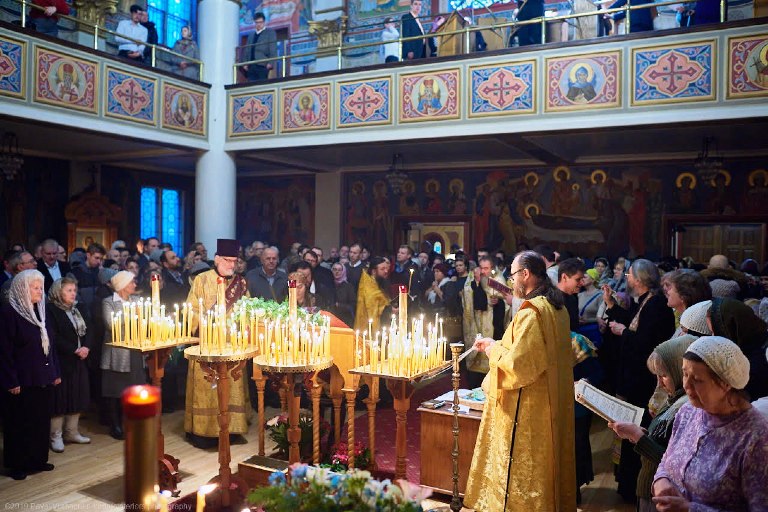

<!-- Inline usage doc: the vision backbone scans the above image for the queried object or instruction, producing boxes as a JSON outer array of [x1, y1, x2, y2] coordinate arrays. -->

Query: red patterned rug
[[353, 375, 452, 483]]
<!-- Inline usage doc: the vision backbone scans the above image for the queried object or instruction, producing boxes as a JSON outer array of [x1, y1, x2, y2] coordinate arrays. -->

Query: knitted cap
[[586, 268, 599, 281], [686, 336, 750, 390], [680, 300, 712, 336], [111, 270, 135, 292], [709, 278, 740, 299], [98, 267, 119, 285]]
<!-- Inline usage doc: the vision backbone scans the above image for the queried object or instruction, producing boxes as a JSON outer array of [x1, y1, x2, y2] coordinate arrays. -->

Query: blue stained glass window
[[140, 187, 183, 254], [140, 187, 157, 240], [162, 189, 181, 253], [147, 0, 196, 47]]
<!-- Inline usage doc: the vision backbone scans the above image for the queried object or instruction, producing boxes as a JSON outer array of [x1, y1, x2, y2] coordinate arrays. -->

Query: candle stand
[[108, 338, 198, 494], [253, 356, 333, 465], [184, 345, 258, 509], [350, 360, 451, 481]]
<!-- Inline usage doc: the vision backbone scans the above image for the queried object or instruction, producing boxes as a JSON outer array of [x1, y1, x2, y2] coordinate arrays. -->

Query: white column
[[314, 172, 342, 251], [312, 0, 344, 73], [195, 0, 239, 250]]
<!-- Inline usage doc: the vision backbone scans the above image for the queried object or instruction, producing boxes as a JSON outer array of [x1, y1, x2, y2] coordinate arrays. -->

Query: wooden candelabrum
[[252, 357, 333, 466], [184, 345, 258, 509], [107, 338, 198, 494], [350, 360, 452, 481]]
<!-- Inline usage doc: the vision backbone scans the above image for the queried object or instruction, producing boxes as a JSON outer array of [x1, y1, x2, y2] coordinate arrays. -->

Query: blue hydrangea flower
[[291, 464, 307, 479], [268, 471, 286, 486]]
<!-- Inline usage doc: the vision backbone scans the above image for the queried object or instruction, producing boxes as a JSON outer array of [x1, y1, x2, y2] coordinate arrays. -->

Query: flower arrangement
[[266, 411, 330, 461], [235, 296, 323, 323], [327, 441, 372, 472], [248, 463, 431, 512]]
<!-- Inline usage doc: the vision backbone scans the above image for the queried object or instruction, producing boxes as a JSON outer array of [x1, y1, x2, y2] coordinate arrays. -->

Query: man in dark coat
[[37, 239, 71, 293], [401, 0, 427, 59]]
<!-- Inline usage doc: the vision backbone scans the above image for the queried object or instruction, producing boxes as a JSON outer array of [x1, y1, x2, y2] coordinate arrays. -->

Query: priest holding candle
[[184, 239, 250, 448]]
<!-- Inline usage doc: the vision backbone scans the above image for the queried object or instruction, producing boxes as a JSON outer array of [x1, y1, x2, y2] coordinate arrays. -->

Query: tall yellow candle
[[288, 280, 297, 325], [150, 274, 160, 306]]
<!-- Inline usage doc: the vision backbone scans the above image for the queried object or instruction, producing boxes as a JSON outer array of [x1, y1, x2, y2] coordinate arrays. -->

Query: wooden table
[[418, 406, 482, 495]]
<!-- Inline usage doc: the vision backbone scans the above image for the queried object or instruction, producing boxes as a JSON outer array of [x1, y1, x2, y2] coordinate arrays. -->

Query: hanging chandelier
[[385, 153, 407, 195], [693, 137, 723, 183], [0, 132, 24, 181]]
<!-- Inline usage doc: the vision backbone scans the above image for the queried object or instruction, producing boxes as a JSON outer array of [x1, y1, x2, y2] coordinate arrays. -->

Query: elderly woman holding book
[[608, 334, 696, 511], [652, 336, 768, 511]]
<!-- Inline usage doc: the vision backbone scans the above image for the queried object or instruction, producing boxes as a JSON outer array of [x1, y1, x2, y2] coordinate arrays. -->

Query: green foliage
[[248, 465, 429, 512]]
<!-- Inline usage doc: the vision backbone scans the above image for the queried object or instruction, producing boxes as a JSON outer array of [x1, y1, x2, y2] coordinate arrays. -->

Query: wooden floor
[[1, 409, 633, 512]]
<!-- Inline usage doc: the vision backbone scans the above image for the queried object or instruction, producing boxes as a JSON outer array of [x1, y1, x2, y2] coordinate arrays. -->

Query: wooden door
[[676, 223, 765, 263]]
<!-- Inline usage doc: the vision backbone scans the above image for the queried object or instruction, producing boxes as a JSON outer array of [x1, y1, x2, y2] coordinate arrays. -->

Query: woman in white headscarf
[[101, 270, 145, 440], [0, 269, 61, 480], [47, 276, 92, 452]]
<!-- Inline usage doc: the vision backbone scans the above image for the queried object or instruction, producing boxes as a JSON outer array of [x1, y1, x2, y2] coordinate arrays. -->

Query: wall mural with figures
[[342, 163, 768, 260], [237, 175, 316, 250]]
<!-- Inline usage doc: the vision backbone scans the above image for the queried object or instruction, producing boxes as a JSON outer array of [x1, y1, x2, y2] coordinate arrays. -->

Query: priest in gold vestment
[[184, 239, 250, 441], [353, 257, 392, 333], [466, 251, 576, 512]]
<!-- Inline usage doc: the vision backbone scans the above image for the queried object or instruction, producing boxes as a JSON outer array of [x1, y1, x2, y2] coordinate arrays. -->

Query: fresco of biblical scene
[[632, 41, 715, 105], [399, 69, 460, 122], [338, 78, 391, 128], [34, 47, 98, 113], [469, 61, 535, 117], [105, 67, 156, 125], [0, 36, 26, 99], [281, 85, 331, 132], [161, 83, 206, 135], [239, 0, 311, 36], [353, 0, 413, 20], [728, 34, 768, 98], [545, 51, 620, 112], [230, 91, 275, 136], [237, 176, 315, 250]]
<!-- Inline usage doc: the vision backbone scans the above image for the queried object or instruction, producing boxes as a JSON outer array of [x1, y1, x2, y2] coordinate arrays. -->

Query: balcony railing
[[234, 0, 726, 82], [6, 0, 204, 81]]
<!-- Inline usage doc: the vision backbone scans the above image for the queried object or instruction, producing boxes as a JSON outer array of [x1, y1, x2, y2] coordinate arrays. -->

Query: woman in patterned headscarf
[[47, 276, 92, 453], [0, 269, 61, 480]]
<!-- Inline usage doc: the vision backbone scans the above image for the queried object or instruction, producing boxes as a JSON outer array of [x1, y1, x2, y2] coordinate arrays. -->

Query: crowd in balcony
[[8, 0, 733, 83]]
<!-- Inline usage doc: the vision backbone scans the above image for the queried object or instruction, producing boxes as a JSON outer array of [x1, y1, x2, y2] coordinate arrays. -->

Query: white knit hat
[[680, 300, 713, 335], [709, 279, 740, 299], [686, 336, 750, 390], [111, 270, 135, 292]]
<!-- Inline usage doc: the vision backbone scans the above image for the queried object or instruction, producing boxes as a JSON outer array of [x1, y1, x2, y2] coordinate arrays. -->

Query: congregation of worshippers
[[1, 237, 767, 510]]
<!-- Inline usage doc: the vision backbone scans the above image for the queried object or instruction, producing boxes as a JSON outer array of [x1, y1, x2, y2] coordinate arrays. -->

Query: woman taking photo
[[653, 336, 768, 510], [47, 277, 91, 452], [0, 269, 61, 480], [101, 270, 145, 440]]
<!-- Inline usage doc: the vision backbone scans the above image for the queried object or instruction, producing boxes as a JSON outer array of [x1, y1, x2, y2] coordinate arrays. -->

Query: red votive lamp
[[123, 385, 160, 511]]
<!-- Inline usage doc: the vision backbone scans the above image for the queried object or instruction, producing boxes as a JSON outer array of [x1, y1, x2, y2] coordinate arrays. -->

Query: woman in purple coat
[[0, 269, 61, 480], [652, 336, 768, 511]]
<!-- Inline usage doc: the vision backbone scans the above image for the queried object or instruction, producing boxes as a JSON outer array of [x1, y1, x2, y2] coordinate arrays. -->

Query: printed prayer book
[[574, 379, 644, 426]]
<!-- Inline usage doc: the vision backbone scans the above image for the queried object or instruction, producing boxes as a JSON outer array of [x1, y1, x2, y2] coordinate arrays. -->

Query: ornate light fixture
[[385, 153, 407, 195], [693, 137, 723, 183], [0, 132, 24, 181]]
